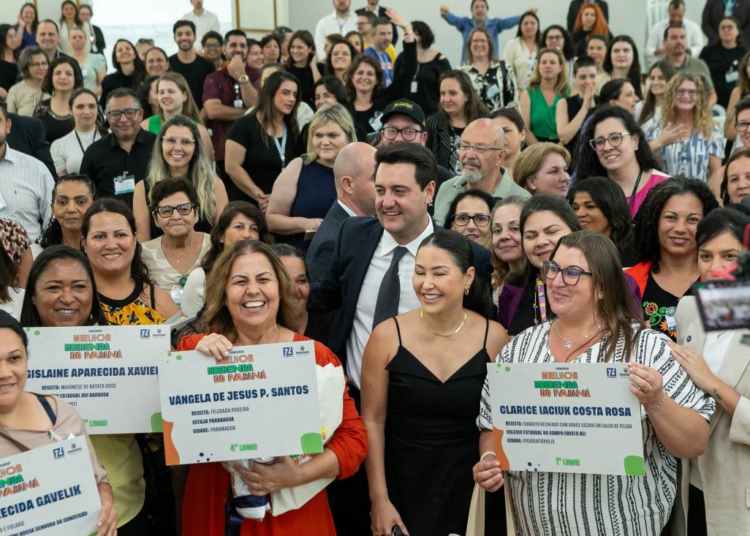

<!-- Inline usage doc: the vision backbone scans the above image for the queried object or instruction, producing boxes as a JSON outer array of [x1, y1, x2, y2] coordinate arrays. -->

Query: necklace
[[555, 319, 603, 350], [420, 309, 467, 337]]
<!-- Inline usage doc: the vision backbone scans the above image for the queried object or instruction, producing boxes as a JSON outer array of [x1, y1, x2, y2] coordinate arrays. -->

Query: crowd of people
[[0, 0, 749, 535]]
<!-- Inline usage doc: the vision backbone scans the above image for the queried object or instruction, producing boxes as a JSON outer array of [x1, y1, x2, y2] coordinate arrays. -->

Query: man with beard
[[663, 23, 716, 106], [433, 118, 529, 225], [169, 20, 216, 108], [203, 30, 258, 189], [440, 1, 536, 62]]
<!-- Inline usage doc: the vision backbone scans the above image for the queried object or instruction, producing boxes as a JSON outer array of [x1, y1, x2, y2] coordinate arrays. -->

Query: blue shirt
[[442, 13, 522, 62], [364, 46, 394, 87]]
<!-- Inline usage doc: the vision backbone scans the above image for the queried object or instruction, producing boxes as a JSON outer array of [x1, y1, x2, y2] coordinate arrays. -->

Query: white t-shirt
[[51, 128, 102, 175]]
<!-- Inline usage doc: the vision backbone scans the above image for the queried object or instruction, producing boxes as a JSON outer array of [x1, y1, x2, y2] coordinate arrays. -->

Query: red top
[[178, 332, 367, 536], [202, 65, 255, 162]]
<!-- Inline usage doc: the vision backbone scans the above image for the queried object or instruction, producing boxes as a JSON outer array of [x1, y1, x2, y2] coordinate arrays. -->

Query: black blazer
[[306, 202, 351, 285], [566, 0, 609, 33], [6, 113, 56, 177], [308, 217, 492, 368]]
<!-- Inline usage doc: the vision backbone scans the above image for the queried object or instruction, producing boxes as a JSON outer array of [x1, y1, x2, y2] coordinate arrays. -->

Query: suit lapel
[[710, 331, 750, 437], [348, 220, 384, 297]]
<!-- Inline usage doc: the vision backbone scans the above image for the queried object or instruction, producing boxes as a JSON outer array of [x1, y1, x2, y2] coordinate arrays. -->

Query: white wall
[[282, 0, 711, 70]]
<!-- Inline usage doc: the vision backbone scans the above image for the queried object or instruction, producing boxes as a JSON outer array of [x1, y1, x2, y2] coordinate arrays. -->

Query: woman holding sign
[[0, 311, 117, 535], [473, 230, 714, 535], [669, 208, 750, 535], [19, 246, 151, 535], [361, 230, 509, 536], [177, 240, 367, 535]]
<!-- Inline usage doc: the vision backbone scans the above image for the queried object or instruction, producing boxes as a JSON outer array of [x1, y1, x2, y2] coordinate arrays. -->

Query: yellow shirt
[[91, 435, 145, 527], [363, 41, 397, 63]]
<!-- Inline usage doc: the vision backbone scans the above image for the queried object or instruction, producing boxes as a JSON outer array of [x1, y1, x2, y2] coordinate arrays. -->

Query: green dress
[[527, 86, 567, 141]]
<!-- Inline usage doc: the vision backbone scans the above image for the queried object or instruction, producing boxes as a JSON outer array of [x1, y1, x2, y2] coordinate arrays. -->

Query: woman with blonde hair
[[647, 73, 724, 181], [519, 47, 570, 144], [140, 72, 213, 160], [134, 114, 228, 242], [513, 142, 571, 197], [266, 103, 356, 250]]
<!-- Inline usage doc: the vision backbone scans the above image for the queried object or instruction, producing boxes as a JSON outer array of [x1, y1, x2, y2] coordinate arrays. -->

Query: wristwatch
[[238, 74, 249, 85]]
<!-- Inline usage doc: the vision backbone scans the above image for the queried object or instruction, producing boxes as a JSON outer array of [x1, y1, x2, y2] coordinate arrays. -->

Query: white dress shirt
[[182, 9, 221, 48], [345, 218, 435, 388], [337, 200, 357, 217], [0, 144, 54, 242], [314, 10, 358, 61], [645, 18, 705, 68]]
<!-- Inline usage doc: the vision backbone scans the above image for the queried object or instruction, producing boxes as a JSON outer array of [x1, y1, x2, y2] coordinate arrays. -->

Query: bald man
[[433, 118, 530, 225], [306, 142, 377, 283]]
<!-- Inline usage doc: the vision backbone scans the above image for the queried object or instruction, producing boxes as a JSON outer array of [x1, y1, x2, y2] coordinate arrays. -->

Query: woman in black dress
[[361, 230, 509, 536], [0, 24, 20, 99], [33, 56, 82, 143], [285, 29, 324, 109]]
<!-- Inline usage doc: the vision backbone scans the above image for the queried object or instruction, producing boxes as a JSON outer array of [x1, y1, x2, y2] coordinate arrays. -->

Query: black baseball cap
[[380, 99, 426, 128]]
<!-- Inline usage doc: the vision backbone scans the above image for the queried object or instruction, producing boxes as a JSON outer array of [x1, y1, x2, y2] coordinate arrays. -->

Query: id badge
[[487, 84, 500, 99], [410, 80, 418, 93], [665, 306, 678, 332], [726, 70, 739, 84], [370, 113, 383, 132], [234, 99, 244, 109], [114, 174, 136, 195]]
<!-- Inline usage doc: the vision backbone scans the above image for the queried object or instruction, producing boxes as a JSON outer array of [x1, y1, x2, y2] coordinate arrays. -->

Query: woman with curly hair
[[571, 3, 612, 57], [647, 73, 724, 181], [625, 177, 718, 340], [576, 105, 668, 217]]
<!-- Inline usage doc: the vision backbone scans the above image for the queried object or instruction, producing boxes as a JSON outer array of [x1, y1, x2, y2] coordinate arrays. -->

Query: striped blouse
[[478, 321, 715, 535], [646, 122, 725, 181]]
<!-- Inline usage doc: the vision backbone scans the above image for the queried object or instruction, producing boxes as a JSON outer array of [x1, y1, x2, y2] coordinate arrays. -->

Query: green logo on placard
[[624, 455, 645, 476]]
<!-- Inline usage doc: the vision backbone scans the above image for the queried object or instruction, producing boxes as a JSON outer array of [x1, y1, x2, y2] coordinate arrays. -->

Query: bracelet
[[480, 451, 496, 461], [646, 393, 668, 416]]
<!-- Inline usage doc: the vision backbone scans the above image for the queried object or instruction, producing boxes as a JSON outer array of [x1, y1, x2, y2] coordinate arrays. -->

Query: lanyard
[[535, 276, 547, 325], [628, 169, 643, 210], [273, 124, 288, 169], [74, 129, 97, 154], [233, 83, 241, 100]]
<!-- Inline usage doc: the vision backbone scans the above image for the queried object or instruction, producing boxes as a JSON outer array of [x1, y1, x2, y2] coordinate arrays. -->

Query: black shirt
[[225, 113, 301, 202], [79, 128, 157, 208], [286, 63, 325, 110], [0, 61, 17, 93], [33, 98, 75, 144], [168, 54, 216, 109], [100, 71, 138, 110], [699, 42, 749, 109], [641, 272, 695, 341], [394, 53, 451, 117]]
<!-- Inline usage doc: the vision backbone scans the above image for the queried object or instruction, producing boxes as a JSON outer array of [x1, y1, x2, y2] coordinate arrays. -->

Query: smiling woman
[[266, 103, 356, 250]]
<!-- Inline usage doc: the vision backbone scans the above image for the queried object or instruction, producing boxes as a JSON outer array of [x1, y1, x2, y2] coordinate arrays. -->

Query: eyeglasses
[[542, 260, 593, 286], [381, 126, 423, 141], [30, 61, 48, 68], [452, 213, 490, 227], [736, 121, 750, 132], [720, 24, 737, 30], [162, 136, 196, 146], [675, 88, 698, 96], [107, 108, 140, 120], [459, 142, 504, 155], [153, 203, 195, 218], [588, 132, 630, 151]]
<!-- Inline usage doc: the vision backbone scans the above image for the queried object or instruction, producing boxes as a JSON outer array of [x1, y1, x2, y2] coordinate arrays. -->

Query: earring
[[464, 287, 470, 296]]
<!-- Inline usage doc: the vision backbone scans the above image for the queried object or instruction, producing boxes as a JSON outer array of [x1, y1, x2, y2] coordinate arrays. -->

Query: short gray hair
[[18, 46, 47, 79]]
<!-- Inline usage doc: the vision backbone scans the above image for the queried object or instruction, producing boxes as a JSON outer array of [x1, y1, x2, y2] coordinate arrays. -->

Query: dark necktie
[[372, 246, 409, 329]]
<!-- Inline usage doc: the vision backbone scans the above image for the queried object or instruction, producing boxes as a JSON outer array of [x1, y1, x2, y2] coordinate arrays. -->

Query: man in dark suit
[[307, 142, 377, 284], [6, 112, 56, 177], [567, 0, 609, 33], [356, 1, 398, 46], [309, 142, 490, 536]]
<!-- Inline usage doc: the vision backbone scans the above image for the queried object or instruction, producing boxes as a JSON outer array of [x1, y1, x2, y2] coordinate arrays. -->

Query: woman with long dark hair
[[597, 36, 644, 101], [37, 174, 95, 255], [13, 3, 38, 51], [425, 69, 488, 173], [58, 0, 93, 56], [225, 71, 302, 209], [33, 56, 83, 143], [576, 105, 667, 217], [0, 24, 20, 99], [502, 11, 541, 91], [543, 24, 575, 83], [625, 177, 719, 340], [362, 229, 509, 536], [324, 38, 355, 82], [100, 39, 146, 107], [726, 49, 750, 143], [286, 30, 324, 109], [637, 61, 677, 132]]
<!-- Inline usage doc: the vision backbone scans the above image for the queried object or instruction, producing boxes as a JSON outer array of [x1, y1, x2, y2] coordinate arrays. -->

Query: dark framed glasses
[[542, 260, 593, 286], [107, 108, 140, 121], [381, 126, 423, 141], [452, 213, 490, 227], [154, 203, 195, 218], [588, 132, 630, 151]]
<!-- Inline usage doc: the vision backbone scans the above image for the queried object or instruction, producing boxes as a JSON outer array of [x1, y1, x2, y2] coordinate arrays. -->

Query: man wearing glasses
[[433, 118, 530, 225], [80, 88, 156, 208]]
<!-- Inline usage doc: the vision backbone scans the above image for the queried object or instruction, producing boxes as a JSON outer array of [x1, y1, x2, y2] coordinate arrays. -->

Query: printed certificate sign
[[0, 438, 101, 535], [25, 326, 169, 435], [159, 341, 323, 465], [488, 362, 645, 476]]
